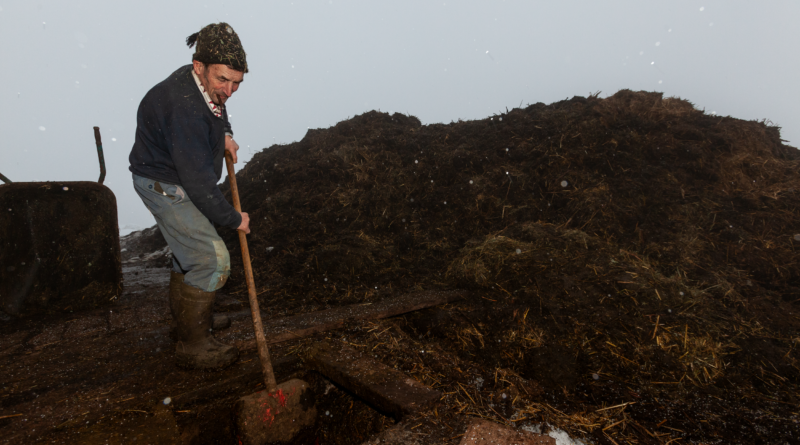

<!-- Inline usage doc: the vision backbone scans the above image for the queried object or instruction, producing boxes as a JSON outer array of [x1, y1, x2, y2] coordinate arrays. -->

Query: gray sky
[[1, 1, 798, 234]]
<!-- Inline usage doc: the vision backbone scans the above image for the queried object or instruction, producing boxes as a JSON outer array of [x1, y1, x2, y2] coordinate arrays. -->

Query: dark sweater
[[129, 65, 241, 230]]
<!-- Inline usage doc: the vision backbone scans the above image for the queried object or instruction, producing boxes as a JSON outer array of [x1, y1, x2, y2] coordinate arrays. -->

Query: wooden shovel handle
[[225, 150, 278, 393]]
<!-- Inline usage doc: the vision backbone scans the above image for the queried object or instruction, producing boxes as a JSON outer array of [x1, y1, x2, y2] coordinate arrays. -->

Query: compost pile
[[210, 90, 799, 443]]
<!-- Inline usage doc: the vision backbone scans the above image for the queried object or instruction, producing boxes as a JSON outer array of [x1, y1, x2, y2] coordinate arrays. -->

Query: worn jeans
[[132, 174, 231, 292]]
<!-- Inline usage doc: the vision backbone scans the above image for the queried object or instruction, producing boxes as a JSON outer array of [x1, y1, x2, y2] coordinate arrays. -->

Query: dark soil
[[1, 90, 798, 444], [0, 264, 393, 445]]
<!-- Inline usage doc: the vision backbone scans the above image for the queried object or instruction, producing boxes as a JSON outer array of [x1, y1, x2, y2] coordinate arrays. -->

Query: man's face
[[192, 60, 244, 106]]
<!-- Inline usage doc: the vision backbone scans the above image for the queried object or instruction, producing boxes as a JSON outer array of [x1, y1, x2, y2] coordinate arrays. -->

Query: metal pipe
[[93, 126, 106, 184], [0, 171, 11, 184]]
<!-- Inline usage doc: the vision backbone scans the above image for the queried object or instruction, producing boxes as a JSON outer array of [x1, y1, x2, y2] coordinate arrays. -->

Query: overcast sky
[[1, 1, 798, 234]]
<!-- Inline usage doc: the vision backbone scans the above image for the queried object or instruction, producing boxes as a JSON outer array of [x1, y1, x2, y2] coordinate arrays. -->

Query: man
[[128, 23, 250, 370]]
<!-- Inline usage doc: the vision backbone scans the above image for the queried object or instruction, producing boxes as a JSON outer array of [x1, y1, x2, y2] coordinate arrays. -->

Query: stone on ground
[[459, 418, 555, 445]]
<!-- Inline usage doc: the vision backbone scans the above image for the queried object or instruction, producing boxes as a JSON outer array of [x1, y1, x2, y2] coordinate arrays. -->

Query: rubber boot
[[173, 280, 239, 370], [168, 271, 230, 341]]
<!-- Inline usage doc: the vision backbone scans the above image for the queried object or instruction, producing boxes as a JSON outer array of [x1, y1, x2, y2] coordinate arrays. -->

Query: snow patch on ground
[[548, 427, 589, 445], [520, 423, 542, 434], [519, 424, 589, 445]]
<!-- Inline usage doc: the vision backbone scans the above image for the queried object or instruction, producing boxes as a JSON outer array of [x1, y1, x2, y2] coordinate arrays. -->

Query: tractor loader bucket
[[0, 181, 122, 318]]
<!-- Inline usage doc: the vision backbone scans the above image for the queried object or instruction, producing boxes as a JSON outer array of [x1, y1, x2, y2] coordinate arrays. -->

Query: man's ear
[[192, 60, 205, 75]]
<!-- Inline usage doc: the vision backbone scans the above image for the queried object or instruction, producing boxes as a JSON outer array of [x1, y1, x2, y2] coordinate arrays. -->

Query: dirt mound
[[212, 90, 800, 443], [120, 225, 172, 268], [224, 89, 800, 304]]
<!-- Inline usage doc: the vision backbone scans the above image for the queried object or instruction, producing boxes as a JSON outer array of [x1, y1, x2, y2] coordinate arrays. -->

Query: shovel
[[225, 151, 316, 444]]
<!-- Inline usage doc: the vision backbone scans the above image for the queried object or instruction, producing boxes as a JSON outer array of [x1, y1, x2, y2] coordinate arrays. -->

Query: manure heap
[[219, 90, 798, 442]]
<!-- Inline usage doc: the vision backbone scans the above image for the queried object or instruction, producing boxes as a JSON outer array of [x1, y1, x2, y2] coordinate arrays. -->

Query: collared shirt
[[191, 69, 224, 119], [191, 69, 234, 138]]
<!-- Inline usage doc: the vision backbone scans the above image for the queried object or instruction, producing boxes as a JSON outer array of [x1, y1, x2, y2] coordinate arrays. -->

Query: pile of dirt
[[120, 90, 800, 443], [208, 90, 799, 444], [120, 225, 172, 268], [226, 89, 800, 298]]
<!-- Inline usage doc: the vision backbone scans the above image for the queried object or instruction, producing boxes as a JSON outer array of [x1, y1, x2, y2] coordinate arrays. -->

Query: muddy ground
[[2, 90, 799, 444], [0, 261, 400, 444]]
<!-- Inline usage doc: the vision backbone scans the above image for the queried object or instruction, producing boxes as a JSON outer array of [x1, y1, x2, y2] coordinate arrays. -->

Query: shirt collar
[[191, 69, 223, 119]]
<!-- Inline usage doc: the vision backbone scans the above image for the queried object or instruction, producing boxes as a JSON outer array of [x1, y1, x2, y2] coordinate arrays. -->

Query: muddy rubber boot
[[168, 271, 230, 341], [173, 281, 239, 370]]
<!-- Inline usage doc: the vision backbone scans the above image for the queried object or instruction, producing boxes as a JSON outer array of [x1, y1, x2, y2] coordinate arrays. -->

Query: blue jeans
[[132, 174, 231, 292]]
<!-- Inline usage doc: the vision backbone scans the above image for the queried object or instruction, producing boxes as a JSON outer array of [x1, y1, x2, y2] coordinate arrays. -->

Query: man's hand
[[237, 211, 250, 234], [225, 134, 240, 164]]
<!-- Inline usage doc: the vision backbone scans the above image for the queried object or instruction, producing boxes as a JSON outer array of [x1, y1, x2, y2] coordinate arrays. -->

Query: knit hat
[[186, 22, 248, 73]]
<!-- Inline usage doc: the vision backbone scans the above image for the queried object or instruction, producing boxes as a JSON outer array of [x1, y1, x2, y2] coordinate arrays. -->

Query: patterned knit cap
[[186, 22, 248, 73]]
